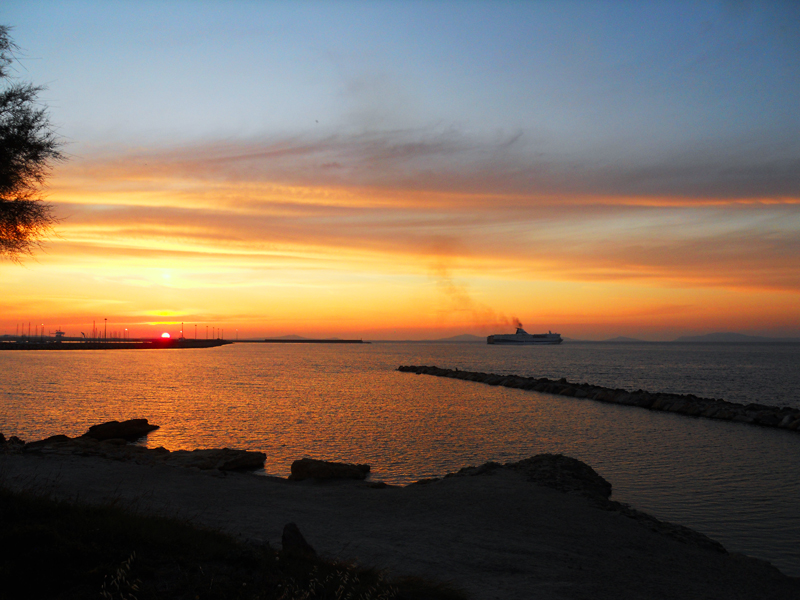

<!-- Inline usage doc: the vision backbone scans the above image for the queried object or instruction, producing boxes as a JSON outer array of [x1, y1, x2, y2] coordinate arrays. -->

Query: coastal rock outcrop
[[438, 453, 726, 554], [167, 448, 267, 471], [0, 434, 26, 452], [443, 453, 612, 500], [81, 418, 159, 442], [398, 365, 800, 434], [10, 424, 266, 472], [289, 458, 371, 481]]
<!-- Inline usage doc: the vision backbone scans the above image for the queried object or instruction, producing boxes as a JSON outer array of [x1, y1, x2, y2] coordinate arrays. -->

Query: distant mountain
[[674, 332, 800, 343], [431, 334, 485, 343], [603, 336, 646, 342], [279, 335, 348, 340]]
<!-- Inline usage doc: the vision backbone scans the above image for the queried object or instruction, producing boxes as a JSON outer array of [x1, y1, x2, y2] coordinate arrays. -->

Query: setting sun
[[161, 333, 171, 339]]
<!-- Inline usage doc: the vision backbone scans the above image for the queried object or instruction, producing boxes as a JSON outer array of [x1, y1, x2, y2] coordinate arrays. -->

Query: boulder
[[508, 454, 613, 501], [753, 413, 780, 427], [166, 448, 266, 471], [23, 435, 72, 450], [81, 419, 159, 442], [445, 454, 613, 502], [289, 458, 370, 481]]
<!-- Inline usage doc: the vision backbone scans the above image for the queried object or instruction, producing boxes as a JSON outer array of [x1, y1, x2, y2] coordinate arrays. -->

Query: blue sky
[[8, 1, 799, 160]]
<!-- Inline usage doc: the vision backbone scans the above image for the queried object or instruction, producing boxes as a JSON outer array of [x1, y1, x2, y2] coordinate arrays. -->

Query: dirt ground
[[2, 452, 798, 600]]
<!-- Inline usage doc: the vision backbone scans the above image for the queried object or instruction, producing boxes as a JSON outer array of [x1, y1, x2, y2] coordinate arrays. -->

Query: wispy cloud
[[56, 126, 800, 204]]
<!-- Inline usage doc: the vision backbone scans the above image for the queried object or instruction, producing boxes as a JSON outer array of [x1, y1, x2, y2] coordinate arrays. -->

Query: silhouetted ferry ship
[[487, 327, 563, 345]]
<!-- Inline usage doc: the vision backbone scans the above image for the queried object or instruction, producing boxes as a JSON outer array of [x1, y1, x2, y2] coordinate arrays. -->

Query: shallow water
[[1, 341, 799, 575]]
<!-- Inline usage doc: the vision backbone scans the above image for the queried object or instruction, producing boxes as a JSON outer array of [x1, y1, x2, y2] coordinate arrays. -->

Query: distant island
[[430, 334, 485, 343], [674, 332, 800, 343], [245, 335, 367, 344]]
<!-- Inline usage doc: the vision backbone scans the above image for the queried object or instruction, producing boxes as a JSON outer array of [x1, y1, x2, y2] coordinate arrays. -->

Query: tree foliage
[[0, 25, 63, 261]]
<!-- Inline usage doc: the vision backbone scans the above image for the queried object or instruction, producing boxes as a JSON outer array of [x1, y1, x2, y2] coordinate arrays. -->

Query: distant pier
[[0, 338, 232, 350]]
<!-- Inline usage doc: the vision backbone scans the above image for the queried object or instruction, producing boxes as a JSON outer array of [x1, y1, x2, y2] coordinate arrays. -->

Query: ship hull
[[487, 331, 563, 345]]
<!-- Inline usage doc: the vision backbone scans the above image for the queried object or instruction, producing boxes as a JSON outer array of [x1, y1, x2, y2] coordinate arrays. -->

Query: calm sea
[[1, 341, 799, 576]]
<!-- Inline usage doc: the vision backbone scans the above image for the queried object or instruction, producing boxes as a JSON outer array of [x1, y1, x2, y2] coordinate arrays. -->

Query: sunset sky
[[2, 1, 798, 340]]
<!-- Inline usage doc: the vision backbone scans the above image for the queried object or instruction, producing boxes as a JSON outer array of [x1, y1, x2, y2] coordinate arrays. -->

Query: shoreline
[[3, 429, 799, 599]]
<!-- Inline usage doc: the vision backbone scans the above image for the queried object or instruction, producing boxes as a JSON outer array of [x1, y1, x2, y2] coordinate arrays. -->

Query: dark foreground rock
[[167, 448, 267, 471], [81, 418, 159, 441], [4, 431, 266, 472], [399, 365, 800, 433], [445, 453, 613, 500], [2, 420, 264, 472], [436, 454, 726, 554], [290, 458, 371, 480]]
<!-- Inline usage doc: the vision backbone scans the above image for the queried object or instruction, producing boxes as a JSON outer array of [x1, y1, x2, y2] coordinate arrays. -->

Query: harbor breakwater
[[398, 365, 800, 433], [0, 339, 232, 350]]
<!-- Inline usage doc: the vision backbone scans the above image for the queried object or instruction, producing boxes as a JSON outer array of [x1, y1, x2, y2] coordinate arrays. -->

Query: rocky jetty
[[398, 365, 800, 433]]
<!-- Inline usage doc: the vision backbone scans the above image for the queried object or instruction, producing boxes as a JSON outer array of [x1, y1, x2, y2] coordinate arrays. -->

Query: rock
[[81, 419, 159, 442], [281, 522, 316, 557], [166, 448, 266, 471], [289, 458, 370, 480], [447, 461, 503, 478], [411, 477, 440, 485], [732, 415, 754, 424], [753, 413, 780, 427], [0, 432, 5, 444], [100, 438, 128, 446], [508, 454, 613, 501], [445, 454, 613, 502], [23, 435, 72, 450]]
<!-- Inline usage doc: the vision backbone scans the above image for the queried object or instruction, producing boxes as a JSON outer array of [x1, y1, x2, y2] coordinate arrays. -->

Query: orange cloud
[[3, 133, 798, 340]]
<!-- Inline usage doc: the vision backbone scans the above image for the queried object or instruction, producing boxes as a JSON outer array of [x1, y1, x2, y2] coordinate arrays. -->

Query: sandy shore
[[2, 451, 798, 600]]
